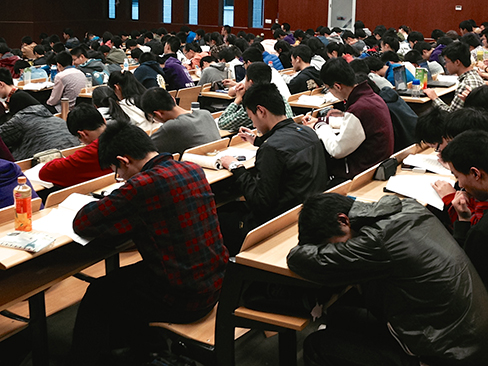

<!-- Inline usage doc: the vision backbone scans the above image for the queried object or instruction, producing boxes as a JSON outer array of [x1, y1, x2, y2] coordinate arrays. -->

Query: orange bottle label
[[15, 196, 32, 232]]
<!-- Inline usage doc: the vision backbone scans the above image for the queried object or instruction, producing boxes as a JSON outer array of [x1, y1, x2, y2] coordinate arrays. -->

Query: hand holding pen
[[238, 126, 256, 144]]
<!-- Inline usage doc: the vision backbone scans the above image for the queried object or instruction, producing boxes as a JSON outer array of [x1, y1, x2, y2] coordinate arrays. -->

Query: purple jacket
[[163, 57, 195, 91], [0, 159, 40, 209], [284, 34, 296, 45], [430, 44, 446, 64]]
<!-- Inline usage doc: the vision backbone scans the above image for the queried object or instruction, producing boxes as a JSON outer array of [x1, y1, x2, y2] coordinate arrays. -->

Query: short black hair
[[382, 36, 400, 52], [415, 107, 447, 145], [349, 59, 369, 74], [282, 23, 291, 32], [291, 45, 312, 64], [354, 20, 365, 29], [8, 90, 41, 115], [461, 33, 481, 48], [436, 36, 453, 46], [444, 107, 488, 139], [441, 130, 488, 175], [380, 50, 400, 63], [126, 39, 137, 48], [165, 36, 181, 53], [404, 50, 423, 65], [342, 30, 356, 41], [144, 31, 154, 40], [223, 25, 232, 34], [459, 20, 473, 32], [321, 57, 356, 87], [52, 42, 66, 53], [70, 46, 88, 59], [298, 193, 354, 244], [34, 45, 45, 56], [112, 36, 123, 48], [67, 103, 106, 136], [407, 31, 424, 44], [431, 29, 445, 40], [195, 29, 205, 37], [246, 62, 272, 84], [0, 67, 14, 85], [141, 87, 176, 118], [326, 42, 344, 57], [56, 51, 73, 67], [250, 41, 265, 53], [13, 60, 30, 74], [242, 83, 286, 116], [184, 42, 201, 53], [130, 48, 143, 60], [273, 29, 287, 40], [355, 28, 366, 38], [464, 85, 488, 111], [180, 25, 191, 33], [363, 56, 385, 72], [218, 47, 235, 62], [98, 120, 157, 169], [211, 32, 223, 45], [242, 47, 263, 63], [49, 34, 61, 44], [22, 36, 33, 45], [63, 28, 74, 37], [442, 41, 471, 67], [413, 41, 432, 53]]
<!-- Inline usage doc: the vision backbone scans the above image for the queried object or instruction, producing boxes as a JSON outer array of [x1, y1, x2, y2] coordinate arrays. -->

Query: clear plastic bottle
[[23, 67, 32, 84], [123, 58, 129, 71], [268, 60, 274, 69], [412, 79, 421, 98], [50, 65, 57, 82], [14, 176, 32, 232], [85, 73, 93, 89], [191, 102, 200, 111]]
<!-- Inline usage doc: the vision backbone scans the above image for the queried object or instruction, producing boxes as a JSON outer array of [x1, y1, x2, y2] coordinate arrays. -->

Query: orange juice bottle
[[14, 176, 32, 231]]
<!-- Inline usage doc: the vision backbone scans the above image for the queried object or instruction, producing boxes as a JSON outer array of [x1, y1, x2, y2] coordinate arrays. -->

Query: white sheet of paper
[[403, 154, 453, 176], [385, 175, 455, 210], [216, 147, 256, 161], [22, 81, 54, 91], [23, 163, 54, 189]]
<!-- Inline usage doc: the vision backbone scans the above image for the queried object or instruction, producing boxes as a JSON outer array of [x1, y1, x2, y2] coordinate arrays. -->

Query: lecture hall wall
[[1, 0, 487, 48]]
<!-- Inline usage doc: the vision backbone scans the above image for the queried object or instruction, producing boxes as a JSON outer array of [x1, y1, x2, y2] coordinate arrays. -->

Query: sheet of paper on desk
[[296, 93, 339, 106], [436, 75, 458, 84], [385, 175, 455, 210], [216, 147, 256, 161], [403, 154, 453, 176], [32, 193, 97, 245], [23, 163, 54, 189], [22, 81, 54, 91]]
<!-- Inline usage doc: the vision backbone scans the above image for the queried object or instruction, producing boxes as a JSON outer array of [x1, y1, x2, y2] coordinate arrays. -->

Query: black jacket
[[287, 66, 322, 94], [233, 118, 328, 225], [288, 196, 488, 365]]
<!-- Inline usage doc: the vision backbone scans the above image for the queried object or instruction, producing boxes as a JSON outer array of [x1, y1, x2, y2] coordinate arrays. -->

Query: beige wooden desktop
[[16, 78, 51, 91], [200, 83, 235, 100], [400, 85, 456, 104], [287, 89, 340, 110]]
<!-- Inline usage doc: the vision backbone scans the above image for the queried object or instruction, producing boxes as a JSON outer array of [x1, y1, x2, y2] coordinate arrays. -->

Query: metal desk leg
[[28, 291, 49, 366]]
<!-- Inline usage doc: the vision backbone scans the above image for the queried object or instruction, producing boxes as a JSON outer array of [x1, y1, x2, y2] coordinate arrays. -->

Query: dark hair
[[250, 41, 265, 53], [180, 25, 191, 33], [119, 30, 129, 37], [195, 29, 205, 38], [49, 34, 61, 44], [291, 45, 312, 64], [294, 29, 306, 40], [52, 42, 66, 53], [165, 36, 181, 53], [126, 39, 137, 48], [246, 62, 272, 84], [199, 55, 215, 68], [373, 25, 386, 37], [210, 32, 223, 45], [273, 29, 287, 40], [404, 50, 423, 65], [66, 103, 106, 136], [413, 41, 432, 54], [342, 30, 356, 41], [21, 36, 33, 45], [99, 45, 111, 54], [399, 25, 411, 34], [444, 107, 488, 139], [320, 57, 356, 87], [235, 38, 249, 53], [242, 47, 263, 63], [431, 29, 445, 40], [92, 86, 130, 122], [141, 87, 176, 118], [56, 51, 73, 67], [34, 45, 45, 56], [459, 20, 473, 32], [274, 40, 291, 54], [437, 36, 453, 46], [222, 25, 232, 34], [0, 67, 13, 85], [131, 30, 141, 39], [326, 42, 344, 57], [442, 41, 471, 67], [298, 193, 354, 244], [157, 27, 168, 36], [8, 91, 41, 115], [226, 34, 237, 45], [236, 30, 247, 39], [242, 83, 286, 116], [112, 36, 123, 48], [382, 36, 400, 52], [176, 31, 187, 44], [441, 130, 488, 175], [218, 47, 235, 62], [355, 28, 366, 39], [184, 42, 201, 53], [144, 31, 153, 40], [13, 60, 30, 74], [415, 107, 447, 145], [245, 33, 255, 43], [130, 48, 143, 60], [0, 43, 11, 55], [63, 28, 74, 37], [464, 85, 488, 111], [139, 52, 156, 64], [306, 37, 329, 60], [354, 20, 365, 29], [380, 50, 400, 63], [407, 31, 424, 44], [349, 59, 369, 74], [70, 46, 88, 59], [305, 28, 315, 37], [461, 33, 481, 48], [98, 120, 157, 169], [282, 23, 291, 32], [108, 71, 146, 109]]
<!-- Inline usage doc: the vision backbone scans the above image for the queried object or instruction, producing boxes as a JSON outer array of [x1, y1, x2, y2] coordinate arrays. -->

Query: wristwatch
[[228, 161, 244, 171]]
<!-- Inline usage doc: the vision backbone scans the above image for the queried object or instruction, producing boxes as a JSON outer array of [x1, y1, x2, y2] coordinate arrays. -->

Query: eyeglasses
[[114, 166, 125, 183], [435, 142, 441, 153]]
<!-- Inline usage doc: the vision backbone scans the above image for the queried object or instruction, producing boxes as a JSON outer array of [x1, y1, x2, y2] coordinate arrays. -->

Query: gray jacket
[[198, 63, 227, 86], [288, 196, 488, 365], [0, 105, 79, 160]]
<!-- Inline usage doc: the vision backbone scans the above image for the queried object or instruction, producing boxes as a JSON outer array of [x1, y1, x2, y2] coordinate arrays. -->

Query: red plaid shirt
[[74, 153, 228, 311]]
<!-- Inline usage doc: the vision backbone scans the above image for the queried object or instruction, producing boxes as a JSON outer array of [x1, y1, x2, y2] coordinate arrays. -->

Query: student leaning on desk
[[287, 192, 488, 366], [68, 120, 228, 366]]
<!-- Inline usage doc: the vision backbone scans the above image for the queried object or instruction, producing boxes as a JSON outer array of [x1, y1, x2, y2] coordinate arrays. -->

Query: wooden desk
[[287, 90, 341, 114], [402, 85, 456, 115]]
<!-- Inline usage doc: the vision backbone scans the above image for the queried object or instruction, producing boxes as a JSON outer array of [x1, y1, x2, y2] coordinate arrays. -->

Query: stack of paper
[[23, 163, 54, 189], [22, 81, 54, 91], [403, 154, 452, 176]]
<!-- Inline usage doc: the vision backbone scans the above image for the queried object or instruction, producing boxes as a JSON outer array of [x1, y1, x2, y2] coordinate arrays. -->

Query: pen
[[244, 131, 255, 138]]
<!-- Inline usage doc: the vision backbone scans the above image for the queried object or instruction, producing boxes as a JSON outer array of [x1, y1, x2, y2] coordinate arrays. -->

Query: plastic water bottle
[[412, 79, 421, 98], [85, 73, 93, 89], [191, 102, 200, 111], [14, 176, 32, 232], [50, 65, 57, 82], [123, 58, 129, 71], [268, 60, 274, 69], [23, 68, 32, 84]]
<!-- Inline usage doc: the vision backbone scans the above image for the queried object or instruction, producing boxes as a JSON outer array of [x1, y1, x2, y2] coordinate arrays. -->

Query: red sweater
[[39, 139, 112, 187]]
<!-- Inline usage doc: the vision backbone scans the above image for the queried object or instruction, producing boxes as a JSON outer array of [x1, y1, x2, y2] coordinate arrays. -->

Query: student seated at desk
[[133, 52, 166, 89], [14, 60, 48, 81], [218, 62, 293, 132], [0, 43, 21, 78], [219, 83, 329, 255], [284, 45, 323, 94], [70, 45, 109, 86], [303, 58, 394, 181], [182, 42, 209, 70], [287, 193, 488, 366], [442, 131, 488, 289], [39, 104, 113, 187], [196, 55, 227, 86], [424, 42, 485, 112], [0, 158, 40, 208], [141, 87, 220, 155], [46, 51, 86, 113], [0, 67, 19, 123], [0, 91, 78, 160], [380, 51, 416, 85], [69, 120, 228, 366]]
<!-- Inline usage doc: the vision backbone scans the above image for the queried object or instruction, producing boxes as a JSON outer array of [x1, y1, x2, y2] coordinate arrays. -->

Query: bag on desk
[[32, 148, 63, 166], [373, 157, 398, 181]]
